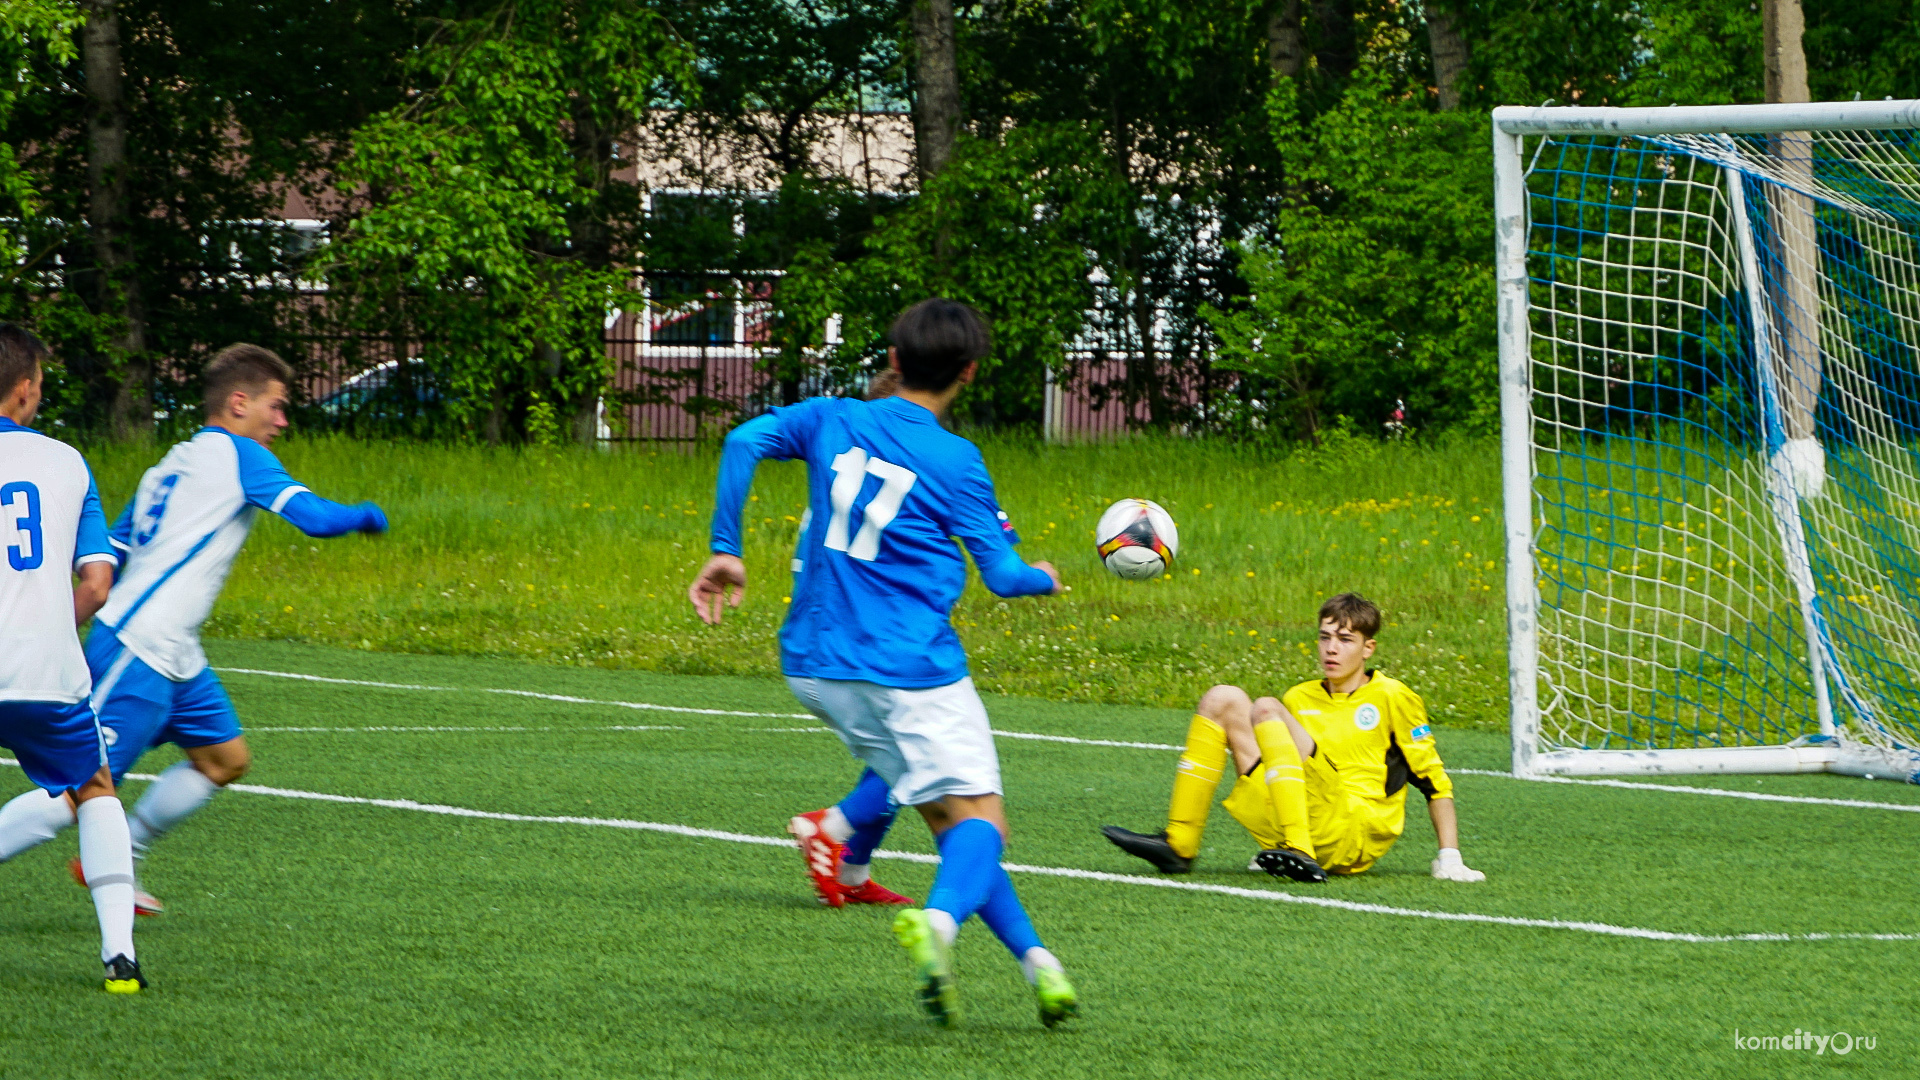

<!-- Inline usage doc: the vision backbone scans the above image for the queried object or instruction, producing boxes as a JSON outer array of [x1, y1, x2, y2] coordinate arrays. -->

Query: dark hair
[[0, 323, 49, 401], [203, 343, 293, 418], [889, 298, 990, 391], [1318, 592, 1382, 638]]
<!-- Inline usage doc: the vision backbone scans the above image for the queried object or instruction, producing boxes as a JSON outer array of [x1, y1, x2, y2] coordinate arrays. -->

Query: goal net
[[1495, 101, 1920, 782]]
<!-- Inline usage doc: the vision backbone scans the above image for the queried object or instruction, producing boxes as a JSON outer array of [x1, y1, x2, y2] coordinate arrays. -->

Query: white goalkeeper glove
[[1431, 848, 1485, 883]]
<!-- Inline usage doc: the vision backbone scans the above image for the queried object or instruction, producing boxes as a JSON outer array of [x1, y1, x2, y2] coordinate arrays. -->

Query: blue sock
[[924, 817, 1003, 924], [836, 769, 897, 866], [976, 863, 1044, 959]]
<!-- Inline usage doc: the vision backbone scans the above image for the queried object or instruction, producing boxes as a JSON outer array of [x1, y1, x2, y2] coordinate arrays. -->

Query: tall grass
[[83, 431, 1511, 726]]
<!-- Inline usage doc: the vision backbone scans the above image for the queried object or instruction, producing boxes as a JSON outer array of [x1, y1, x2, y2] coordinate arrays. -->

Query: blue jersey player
[[0, 344, 387, 915], [688, 299, 1078, 1028], [0, 324, 145, 991]]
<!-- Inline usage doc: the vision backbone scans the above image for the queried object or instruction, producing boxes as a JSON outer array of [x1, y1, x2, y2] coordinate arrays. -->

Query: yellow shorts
[[1224, 758, 1406, 875], [1304, 786, 1405, 875]]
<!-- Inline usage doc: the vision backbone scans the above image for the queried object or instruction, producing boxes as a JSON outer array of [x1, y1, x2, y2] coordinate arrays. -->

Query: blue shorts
[[85, 626, 242, 784], [0, 699, 108, 794]]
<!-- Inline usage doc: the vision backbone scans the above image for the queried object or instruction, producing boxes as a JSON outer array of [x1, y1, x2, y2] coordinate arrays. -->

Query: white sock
[[925, 908, 959, 947], [77, 797, 135, 963], [129, 760, 219, 855], [0, 788, 75, 861], [1020, 947, 1063, 986], [837, 860, 871, 887], [819, 805, 854, 844]]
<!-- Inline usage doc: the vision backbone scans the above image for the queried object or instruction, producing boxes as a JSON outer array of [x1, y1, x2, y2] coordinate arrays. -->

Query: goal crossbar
[[1494, 101, 1920, 137]]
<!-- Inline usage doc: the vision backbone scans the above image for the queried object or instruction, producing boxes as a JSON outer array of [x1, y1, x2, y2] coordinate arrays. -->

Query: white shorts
[[784, 675, 1001, 806]]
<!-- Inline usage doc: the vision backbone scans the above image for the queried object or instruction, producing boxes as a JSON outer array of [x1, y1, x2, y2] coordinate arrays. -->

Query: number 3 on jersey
[[825, 448, 918, 561], [2, 481, 42, 571]]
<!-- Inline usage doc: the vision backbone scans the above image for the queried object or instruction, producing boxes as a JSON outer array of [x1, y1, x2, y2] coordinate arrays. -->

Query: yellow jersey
[[1282, 671, 1454, 809]]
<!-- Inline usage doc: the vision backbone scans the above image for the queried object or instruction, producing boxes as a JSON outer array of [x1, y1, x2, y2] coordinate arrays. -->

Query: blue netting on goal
[[1522, 128, 1920, 752]]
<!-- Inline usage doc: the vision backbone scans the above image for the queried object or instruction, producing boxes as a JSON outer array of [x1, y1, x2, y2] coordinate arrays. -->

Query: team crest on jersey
[[1353, 703, 1381, 732]]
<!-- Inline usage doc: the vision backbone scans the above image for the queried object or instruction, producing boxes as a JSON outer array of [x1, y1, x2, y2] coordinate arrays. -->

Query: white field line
[[216, 667, 817, 720], [1450, 768, 1920, 814], [214, 668, 1920, 814], [2, 756, 1905, 945], [247, 725, 683, 734]]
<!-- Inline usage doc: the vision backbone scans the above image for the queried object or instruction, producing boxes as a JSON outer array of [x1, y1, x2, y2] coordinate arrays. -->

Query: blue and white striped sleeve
[[232, 434, 310, 514], [107, 499, 134, 563], [73, 471, 117, 568], [231, 434, 386, 538]]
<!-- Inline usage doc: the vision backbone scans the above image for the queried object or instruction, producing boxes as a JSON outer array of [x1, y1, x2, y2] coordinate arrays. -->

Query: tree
[[818, 123, 1131, 425], [327, 0, 696, 444], [1425, 1, 1471, 110], [80, 0, 147, 438], [910, 0, 962, 185], [3, 0, 418, 436], [0, 2, 83, 319], [654, 0, 906, 407], [1207, 55, 1494, 441]]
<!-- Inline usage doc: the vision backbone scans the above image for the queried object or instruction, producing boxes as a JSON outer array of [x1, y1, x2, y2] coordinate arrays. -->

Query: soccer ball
[[1095, 499, 1179, 579]]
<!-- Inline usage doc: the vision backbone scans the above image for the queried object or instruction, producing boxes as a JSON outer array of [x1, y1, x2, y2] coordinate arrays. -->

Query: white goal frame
[[1495, 101, 1920, 782]]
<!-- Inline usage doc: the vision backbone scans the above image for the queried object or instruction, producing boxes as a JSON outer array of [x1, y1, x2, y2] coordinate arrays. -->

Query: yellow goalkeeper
[[1101, 593, 1487, 884]]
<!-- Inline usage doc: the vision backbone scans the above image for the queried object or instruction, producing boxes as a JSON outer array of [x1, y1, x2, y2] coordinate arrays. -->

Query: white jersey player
[[0, 343, 387, 917], [0, 324, 145, 992]]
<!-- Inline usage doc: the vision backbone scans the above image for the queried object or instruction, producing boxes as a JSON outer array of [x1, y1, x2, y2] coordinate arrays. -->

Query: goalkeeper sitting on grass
[[1103, 593, 1486, 884]]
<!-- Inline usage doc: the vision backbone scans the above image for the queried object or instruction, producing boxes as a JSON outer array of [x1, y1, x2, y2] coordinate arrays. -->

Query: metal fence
[[293, 275, 1233, 441]]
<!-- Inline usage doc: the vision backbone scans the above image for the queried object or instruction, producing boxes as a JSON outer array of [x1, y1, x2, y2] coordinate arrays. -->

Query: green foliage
[[0, 0, 78, 262], [1208, 62, 1495, 442], [0, 0, 86, 421], [1453, 0, 1645, 109], [324, 0, 696, 442], [12, 0, 1920, 444], [2, 0, 418, 432], [1629, 0, 1764, 107], [816, 125, 1132, 425]]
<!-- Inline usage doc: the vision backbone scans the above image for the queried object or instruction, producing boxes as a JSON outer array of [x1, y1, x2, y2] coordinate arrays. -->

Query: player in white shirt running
[[0, 324, 145, 992], [0, 343, 387, 915]]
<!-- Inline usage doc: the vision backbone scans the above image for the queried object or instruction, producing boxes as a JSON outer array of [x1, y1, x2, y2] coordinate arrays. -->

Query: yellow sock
[[1165, 715, 1228, 858], [1254, 721, 1315, 858]]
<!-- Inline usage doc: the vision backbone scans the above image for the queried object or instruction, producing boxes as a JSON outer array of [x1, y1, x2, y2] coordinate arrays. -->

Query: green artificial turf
[[3, 640, 1915, 1078]]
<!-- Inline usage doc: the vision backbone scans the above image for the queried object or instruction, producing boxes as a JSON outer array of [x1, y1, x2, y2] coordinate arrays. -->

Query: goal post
[[1495, 101, 1920, 783]]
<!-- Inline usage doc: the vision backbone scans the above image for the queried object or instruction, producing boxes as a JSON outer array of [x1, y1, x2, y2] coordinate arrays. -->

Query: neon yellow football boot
[[1033, 965, 1079, 1028], [103, 954, 146, 994], [891, 908, 957, 1026]]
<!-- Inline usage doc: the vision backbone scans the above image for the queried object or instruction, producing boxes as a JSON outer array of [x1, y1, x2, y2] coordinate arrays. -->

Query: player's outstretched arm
[[278, 492, 387, 537], [951, 453, 1060, 598], [230, 433, 386, 537], [1427, 797, 1486, 882]]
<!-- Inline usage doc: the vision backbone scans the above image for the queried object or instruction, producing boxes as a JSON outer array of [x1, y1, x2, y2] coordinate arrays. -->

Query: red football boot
[[786, 809, 846, 908], [837, 878, 914, 906]]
